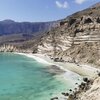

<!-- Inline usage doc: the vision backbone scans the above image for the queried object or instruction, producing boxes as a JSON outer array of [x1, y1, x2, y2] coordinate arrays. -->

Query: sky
[[0, 0, 100, 22]]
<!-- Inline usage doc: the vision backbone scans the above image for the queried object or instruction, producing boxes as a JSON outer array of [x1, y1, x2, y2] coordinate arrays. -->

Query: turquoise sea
[[0, 53, 81, 100]]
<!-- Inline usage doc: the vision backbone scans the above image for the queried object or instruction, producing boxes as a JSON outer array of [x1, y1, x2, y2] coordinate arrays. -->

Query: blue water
[[0, 53, 77, 100]]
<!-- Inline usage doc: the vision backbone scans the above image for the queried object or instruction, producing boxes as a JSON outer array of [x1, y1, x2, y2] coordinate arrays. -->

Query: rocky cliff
[[37, 3, 100, 67]]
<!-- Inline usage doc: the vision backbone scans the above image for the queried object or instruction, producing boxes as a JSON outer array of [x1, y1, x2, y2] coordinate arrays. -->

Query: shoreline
[[15, 52, 100, 78], [15, 52, 83, 99], [15, 52, 83, 81], [14, 52, 100, 100]]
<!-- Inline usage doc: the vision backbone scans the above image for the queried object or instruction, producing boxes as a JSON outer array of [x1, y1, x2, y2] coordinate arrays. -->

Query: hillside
[[37, 2, 100, 67]]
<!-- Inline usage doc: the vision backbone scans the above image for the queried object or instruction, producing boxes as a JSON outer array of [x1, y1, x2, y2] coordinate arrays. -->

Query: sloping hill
[[37, 2, 100, 67]]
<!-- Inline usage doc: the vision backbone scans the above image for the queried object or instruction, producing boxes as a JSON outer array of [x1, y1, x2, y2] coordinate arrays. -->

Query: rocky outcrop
[[0, 44, 32, 53], [78, 77, 100, 100], [0, 45, 18, 52]]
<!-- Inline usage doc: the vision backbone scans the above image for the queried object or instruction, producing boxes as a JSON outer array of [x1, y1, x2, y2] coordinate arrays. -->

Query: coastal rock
[[61, 92, 69, 96], [78, 77, 100, 100], [66, 78, 93, 100]]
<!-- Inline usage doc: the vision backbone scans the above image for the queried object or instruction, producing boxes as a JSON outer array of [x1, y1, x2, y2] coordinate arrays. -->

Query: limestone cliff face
[[37, 3, 100, 67]]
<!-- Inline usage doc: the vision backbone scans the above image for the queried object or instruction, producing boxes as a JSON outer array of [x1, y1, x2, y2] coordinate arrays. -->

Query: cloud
[[55, 1, 68, 8], [75, 0, 87, 4]]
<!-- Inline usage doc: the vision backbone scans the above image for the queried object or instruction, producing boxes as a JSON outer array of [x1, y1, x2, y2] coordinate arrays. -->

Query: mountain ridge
[[0, 20, 57, 35]]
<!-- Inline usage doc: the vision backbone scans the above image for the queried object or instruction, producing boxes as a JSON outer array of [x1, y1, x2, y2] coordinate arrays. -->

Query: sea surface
[[0, 53, 81, 100]]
